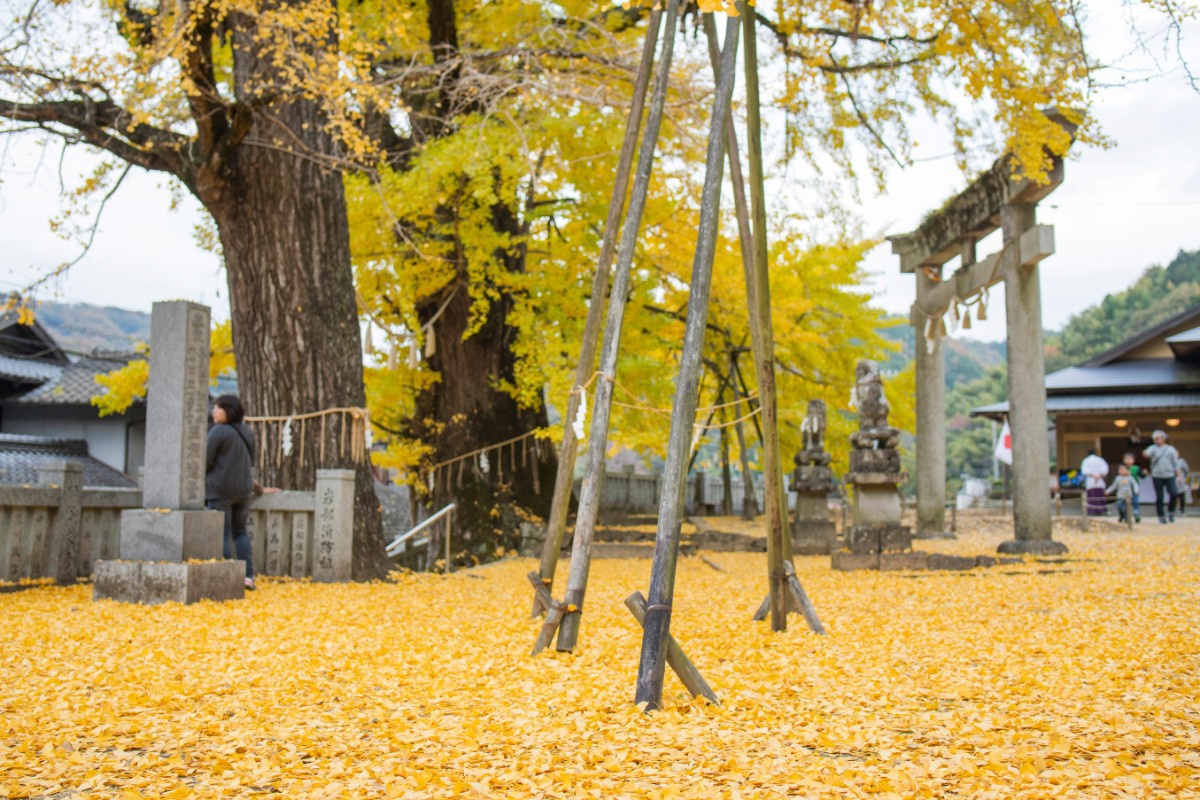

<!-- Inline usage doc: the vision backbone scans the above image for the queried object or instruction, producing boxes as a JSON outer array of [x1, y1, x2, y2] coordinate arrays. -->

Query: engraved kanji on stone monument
[[95, 300, 245, 605], [311, 469, 354, 582], [791, 400, 838, 555]]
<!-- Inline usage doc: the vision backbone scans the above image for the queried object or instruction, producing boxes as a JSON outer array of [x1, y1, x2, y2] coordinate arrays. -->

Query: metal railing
[[386, 503, 456, 573]]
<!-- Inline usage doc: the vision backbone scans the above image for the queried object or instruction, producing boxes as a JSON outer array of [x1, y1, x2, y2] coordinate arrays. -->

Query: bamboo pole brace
[[783, 561, 826, 635], [634, 10, 740, 711], [549, 0, 683, 654], [739, 1, 800, 632], [625, 591, 718, 705], [535, 3, 666, 614]]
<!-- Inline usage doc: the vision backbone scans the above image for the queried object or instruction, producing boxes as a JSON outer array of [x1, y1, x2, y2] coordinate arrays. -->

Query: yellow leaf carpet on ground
[[1, 518, 1198, 798]]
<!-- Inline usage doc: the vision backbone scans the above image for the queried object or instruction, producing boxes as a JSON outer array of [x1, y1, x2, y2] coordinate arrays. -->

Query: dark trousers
[[1152, 477, 1179, 521], [207, 496, 255, 579], [1116, 498, 1130, 523]]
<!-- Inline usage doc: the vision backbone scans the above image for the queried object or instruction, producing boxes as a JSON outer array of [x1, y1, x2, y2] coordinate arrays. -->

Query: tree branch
[[0, 97, 191, 178]]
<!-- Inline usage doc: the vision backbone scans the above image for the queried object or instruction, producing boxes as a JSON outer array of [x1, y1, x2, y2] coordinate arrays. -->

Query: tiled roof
[[971, 392, 1200, 418], [0, 434, 137, 488], [1044, 360, 1200, 393], [9, 354, 137, 406], [0, 354, 63, 384]]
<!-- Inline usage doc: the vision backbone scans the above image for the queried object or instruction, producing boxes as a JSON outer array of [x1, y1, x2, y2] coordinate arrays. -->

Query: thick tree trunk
[[197, 13, 390, 580], [208, 139, 390, 580], [412, 273, 557, 564]]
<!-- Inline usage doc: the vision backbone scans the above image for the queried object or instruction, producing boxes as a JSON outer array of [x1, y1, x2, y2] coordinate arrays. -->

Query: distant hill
[[31, 300, 150, 356], [1044, 247, 1200, 372], [878, 322, 1006, 388]]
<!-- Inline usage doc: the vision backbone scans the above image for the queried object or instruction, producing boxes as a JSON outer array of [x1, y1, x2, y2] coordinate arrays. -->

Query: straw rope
[[244, 407, 369, 468]]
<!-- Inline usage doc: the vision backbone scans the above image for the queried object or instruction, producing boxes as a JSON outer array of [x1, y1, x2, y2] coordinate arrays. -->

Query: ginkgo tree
[[5, 0, 1193, 570], [0, 0, 662, 572]]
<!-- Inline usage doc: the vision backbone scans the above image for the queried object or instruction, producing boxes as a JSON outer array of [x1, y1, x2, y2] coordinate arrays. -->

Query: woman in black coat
[[206, 394, 259, 590]]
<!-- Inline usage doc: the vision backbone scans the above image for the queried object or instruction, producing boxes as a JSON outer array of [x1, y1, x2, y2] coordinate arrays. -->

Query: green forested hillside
[[1044, 248, 1200, 371], [878, 322, 1006, 387]]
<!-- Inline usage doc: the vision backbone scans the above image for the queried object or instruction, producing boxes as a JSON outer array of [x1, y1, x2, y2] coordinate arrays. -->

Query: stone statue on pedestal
[[836, 359, 913, 569], [792, 399, 838, 554]]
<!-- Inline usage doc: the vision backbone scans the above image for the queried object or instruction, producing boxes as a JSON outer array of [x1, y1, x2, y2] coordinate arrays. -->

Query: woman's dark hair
[[214, 394, 245, 424]]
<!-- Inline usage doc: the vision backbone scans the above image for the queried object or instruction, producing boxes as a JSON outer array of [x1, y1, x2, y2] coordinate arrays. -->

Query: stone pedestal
[[834, 361, 913, 571], [95, 300, 243, 605], [791, 400, 839, 555], [94, 560, 245, 605], [119, 509, 225, 562]]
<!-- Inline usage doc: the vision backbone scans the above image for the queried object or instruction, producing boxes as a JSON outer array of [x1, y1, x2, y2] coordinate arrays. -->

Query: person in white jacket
[[1080, 449, 1110, 516]]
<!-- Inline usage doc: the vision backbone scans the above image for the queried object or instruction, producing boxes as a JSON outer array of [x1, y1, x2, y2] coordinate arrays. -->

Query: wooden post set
[[528, 3, 825, 712]]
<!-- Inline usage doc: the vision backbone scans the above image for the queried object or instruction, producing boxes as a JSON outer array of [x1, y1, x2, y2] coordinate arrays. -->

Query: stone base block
[[792, 520, 836, 555], [997, 538, 1069, 556], [913, 530, 958, 541], [927, 553, 978, 571], [853, 485, 903, 526], [845, 524, 880, 554], [879, 524, 913, 552], [120, 509, 225, 562], [879, 551, 929, 571], [93, 560, 245, 605], [831, 551, 879, 571]]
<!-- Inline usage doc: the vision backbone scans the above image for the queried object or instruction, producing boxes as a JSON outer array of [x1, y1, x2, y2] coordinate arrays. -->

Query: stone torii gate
[[889, 120, 1075, 555]]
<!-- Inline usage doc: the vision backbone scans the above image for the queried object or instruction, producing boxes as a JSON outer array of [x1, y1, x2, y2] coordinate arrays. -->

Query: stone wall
[[0, 461, 354, 583]]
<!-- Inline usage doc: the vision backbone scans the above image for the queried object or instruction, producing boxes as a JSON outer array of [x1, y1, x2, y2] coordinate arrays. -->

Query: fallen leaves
[[1, 519, 1198, 798]]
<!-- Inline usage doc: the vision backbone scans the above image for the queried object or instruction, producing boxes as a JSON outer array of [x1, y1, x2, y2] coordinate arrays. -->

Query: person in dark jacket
[[207, 394, 259, 590]]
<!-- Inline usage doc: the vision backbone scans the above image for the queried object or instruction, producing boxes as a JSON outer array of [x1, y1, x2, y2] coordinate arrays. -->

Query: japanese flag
[[994, 419, 1013, 466]]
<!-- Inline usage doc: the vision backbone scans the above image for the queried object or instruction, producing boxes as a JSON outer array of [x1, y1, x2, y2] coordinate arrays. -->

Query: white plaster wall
[[2, 406, 133, 473]]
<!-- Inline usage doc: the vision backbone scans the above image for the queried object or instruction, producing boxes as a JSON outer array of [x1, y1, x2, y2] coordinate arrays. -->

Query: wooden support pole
[[625, 592, 719, 705], [532, 600, 566, 656], [635, 12, 740, 712], [782, 560, 826, 634], [534, 7, 665, 616], [730, 352, 759, 520], [551, 0, 683, 653], [703, 15, 759, 523], [741, 1, 792, 632], [720, 401, 733, 516], [527, 570, 554, 613]]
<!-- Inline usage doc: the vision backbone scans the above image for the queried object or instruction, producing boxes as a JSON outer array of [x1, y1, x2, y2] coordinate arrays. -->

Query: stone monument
[[791, 400, 838, 555], [93, 301, 245, 604], [835, 360, 916, 570]]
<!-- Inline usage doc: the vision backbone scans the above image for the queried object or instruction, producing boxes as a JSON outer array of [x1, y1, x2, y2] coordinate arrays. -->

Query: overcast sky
[[1, 6, 1197, 346]]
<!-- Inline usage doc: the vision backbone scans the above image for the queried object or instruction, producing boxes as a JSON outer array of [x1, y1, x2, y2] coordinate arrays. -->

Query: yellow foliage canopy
[[91, 321, 237, 417], [1, 520, 1198, 797]]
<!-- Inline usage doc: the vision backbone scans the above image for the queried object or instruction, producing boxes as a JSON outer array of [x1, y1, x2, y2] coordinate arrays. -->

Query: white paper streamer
[[572, 387, 587, 440]]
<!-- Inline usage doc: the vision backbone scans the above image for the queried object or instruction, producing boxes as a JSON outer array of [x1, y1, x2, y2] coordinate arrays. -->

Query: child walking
[[1107, 464, 1139, 525], [1122, 452, 1143, 523]]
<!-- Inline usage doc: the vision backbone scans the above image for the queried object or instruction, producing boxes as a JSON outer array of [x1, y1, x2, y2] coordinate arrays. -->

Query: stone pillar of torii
[[888, 113, 1076, 555]]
